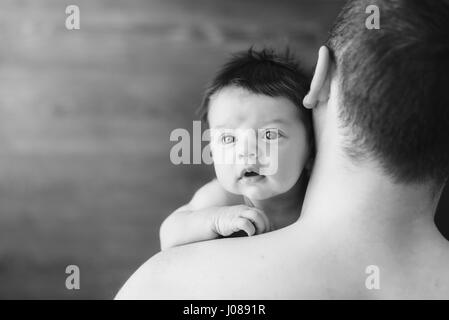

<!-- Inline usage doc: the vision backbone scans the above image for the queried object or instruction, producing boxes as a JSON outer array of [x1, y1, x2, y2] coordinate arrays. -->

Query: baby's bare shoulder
[[188, 179, 242, 210]]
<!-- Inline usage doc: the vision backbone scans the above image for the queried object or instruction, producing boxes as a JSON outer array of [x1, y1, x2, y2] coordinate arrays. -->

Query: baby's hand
[[212, 205, 271, 237]]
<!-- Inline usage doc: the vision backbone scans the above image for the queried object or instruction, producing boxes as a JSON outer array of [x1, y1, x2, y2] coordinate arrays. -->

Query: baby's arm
[[159, 179, 270, 250]]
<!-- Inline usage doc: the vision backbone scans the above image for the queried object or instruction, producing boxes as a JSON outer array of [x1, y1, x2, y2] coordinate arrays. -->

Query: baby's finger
[[255, 209, 271, 232], [248, 207, 270, 229], [241, 210, 268, 234], [233, 218, 256, 236], [251, 208, 272, 232]]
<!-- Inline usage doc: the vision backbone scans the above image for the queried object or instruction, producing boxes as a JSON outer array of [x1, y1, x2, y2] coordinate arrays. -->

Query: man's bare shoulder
[[115, 239, 249, 299], [115, 244, 210, 299], [115, 229, 300, 299]]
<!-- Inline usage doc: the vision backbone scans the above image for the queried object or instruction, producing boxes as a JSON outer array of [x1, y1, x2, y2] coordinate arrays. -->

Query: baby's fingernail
[[303, 95, 310, 107]]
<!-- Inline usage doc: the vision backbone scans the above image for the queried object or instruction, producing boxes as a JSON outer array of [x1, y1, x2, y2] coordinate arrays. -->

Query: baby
[[160, 48, 313, 250]]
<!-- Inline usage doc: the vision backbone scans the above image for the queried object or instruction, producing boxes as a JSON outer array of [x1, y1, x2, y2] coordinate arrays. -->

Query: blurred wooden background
[[0, 0, 447, 299]]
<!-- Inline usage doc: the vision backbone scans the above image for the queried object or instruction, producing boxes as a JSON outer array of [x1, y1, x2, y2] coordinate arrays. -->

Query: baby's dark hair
[[197, 47, 312, 135]]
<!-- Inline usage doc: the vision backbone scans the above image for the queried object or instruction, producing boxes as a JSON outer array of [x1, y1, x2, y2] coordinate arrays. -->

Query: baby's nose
[[238, 151, 257, 159], [236, 134, 258, 163]]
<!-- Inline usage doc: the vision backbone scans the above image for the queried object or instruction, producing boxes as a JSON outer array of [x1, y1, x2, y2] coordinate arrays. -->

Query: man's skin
[[115, 47, 449, 299]]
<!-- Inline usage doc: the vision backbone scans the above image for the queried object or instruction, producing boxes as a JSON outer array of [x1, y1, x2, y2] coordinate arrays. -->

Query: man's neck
[[295, 146, 444, 248]]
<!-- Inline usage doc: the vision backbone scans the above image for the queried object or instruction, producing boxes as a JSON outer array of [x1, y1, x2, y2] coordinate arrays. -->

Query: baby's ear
[[303, 46, 331, 109]]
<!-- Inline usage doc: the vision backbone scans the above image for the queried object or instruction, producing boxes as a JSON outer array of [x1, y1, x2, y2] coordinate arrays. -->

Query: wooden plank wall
[[0, 0, 446, 299]]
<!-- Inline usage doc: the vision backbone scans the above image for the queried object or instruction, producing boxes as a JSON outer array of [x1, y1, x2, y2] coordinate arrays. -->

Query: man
[[116, 0, 449, 299]]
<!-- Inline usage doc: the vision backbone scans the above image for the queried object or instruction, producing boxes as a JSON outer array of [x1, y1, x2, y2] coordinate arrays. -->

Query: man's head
[[200, 48, 313, 200], [304, 0, 449, 186]]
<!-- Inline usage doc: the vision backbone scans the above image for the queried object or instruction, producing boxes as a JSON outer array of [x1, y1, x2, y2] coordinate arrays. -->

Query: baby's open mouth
[[244, 171, 260, 177], [239, 168, 265, 182]]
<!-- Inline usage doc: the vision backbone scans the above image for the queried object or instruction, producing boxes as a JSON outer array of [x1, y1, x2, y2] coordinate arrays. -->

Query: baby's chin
[[238, 185, 282, 201], [220, 178, 287, 201], [219, 183, 273, 200]]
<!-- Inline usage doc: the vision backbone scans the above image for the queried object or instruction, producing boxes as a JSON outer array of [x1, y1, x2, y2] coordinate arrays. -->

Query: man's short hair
[[198, 47, 312, 133], [327, 0, 449, 184]]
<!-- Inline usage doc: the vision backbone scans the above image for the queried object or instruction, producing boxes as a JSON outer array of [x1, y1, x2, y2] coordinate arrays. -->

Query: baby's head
[[199, 48, 313, 200]]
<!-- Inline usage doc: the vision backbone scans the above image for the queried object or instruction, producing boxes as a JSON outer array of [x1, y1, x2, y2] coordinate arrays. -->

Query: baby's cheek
[[258, 144, 280, 176], [211, 144, 237, 167], [214, 164, 238, 192], [275, 148, 304, 184]]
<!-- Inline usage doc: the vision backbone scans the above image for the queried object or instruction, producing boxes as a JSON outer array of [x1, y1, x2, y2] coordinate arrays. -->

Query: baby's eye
[[262, 129, 280, 141], [221, 134, 236, 144]]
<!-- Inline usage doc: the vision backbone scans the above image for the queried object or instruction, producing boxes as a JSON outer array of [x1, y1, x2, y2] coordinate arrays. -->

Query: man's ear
[[303, 46, 332, 109]]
